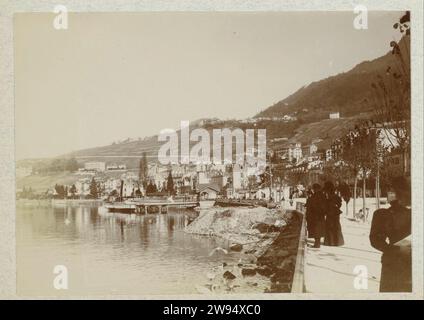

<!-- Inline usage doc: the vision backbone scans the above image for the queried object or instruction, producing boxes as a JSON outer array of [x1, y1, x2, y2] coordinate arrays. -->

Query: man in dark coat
[[369, 177, 411, 292], [323, 181, 344, 247], [305, 183, 326, 248]]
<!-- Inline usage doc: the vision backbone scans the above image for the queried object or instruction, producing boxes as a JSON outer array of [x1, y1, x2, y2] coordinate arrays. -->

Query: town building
[[232, 164, 243, 190], [385, 149, 411, 177], [325, 149, 333, 161], [282, 114, 297, 121], [197, 171, 210, 184], [198, 184, 220, 200], [329, 112, 340, 119], [75, 179, 91, 196], [104, 178, 122, 195], [84, 161, 106, 172], [309, 143, 318, 155], [106, 164, 126, 171], [288, 143, 303, 163], [122, 179, 139, 197]]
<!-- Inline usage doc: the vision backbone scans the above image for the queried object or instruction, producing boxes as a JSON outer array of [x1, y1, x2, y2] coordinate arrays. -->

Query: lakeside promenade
[[301, 198, 389, 293]]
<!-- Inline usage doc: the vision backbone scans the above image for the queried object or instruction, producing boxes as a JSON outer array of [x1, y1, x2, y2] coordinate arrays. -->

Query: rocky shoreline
[[185, 206, 303, 294]]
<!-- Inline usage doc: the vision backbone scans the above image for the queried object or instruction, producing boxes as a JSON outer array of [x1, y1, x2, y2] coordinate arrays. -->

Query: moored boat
[[102, 197, 199, 214], [104, 202, 136, 213]]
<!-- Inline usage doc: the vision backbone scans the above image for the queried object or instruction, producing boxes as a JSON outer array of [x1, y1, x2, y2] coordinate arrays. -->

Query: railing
[[291, 201, 307, 293]]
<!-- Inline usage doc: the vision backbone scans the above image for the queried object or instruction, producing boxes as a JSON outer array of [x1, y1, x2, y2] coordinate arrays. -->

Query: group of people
[[305, 181, 344, 248], [304, 177, 411, 292]]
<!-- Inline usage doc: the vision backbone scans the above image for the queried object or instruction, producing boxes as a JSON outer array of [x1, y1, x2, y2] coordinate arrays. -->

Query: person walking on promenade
[[369, 177, 411, 292], [323, 181, 345, 246], [305, 183, 326, 248]]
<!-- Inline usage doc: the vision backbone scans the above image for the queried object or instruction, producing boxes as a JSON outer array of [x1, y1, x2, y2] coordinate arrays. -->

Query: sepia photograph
[[2, 2, 421, 300]]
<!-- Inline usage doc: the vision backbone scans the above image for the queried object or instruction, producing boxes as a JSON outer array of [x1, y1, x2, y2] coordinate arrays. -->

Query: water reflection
[[17, 205, 239, 295]]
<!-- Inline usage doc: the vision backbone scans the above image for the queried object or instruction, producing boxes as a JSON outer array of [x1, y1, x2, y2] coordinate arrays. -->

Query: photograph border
[[1, 0, 423, 299]]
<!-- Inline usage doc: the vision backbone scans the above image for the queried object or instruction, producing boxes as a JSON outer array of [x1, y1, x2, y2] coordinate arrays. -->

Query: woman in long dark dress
[[323, 181, 344, 246], [370, 177, 411, 292], [305, 183, 326, 248]]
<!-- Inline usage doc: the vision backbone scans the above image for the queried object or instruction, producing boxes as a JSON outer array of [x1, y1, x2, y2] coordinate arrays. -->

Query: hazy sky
[[15, 11, 403, 159]]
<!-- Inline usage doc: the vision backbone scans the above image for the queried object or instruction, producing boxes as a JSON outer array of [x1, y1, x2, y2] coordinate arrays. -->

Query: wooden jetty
[[104, 198, 199, 214]]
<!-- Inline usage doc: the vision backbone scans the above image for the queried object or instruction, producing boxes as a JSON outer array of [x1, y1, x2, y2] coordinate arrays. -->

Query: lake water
[[16, 204, 242, 296]]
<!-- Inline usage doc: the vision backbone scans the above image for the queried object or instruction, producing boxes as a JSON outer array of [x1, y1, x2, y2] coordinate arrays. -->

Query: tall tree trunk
[[376, 164, 380, 209], [345, 200, 349, 217], [403, 147, 408, 176], [362, 176, 366, 215], [353, 177, 357, 218]]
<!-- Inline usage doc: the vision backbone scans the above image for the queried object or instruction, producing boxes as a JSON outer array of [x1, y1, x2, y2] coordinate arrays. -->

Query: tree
[[338, 182, 351, 216], [97, 181, 104, 198], [21, 186, 27, 199], [146, 180, 158, 195], [247, 175, 258, 192], [139, 152, 149, 188], [69, 184, 77, 198], [54, 184, 66, 199], [135, 188, 142, 197], [270, 151, 280, 164], [21, 186, 35, 199], [28, 187, 34, 199], [321, 159, 350, 184], [334, 123, 381, 217], [89, 178, 98, 199], [369, 11, 410, 175], [166, 171, 175, 195], [285, 167, 308, 187]]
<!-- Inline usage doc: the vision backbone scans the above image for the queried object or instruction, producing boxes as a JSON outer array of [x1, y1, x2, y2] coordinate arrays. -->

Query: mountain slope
[[255, 37, 409, 120]]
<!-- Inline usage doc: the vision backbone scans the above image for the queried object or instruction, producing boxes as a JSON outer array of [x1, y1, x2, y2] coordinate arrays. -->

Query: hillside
[[255, 37, 409, 120], [61, 116, 361, 168], [286, 113, 371, 150], [66, 135, 162, 168]]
